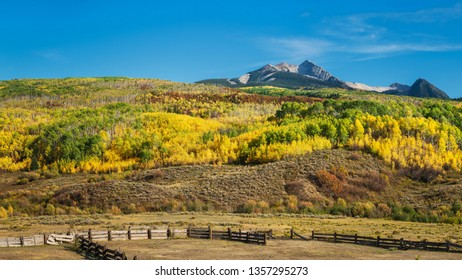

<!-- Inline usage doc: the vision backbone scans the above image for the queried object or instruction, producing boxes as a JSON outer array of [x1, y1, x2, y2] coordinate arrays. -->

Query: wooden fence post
[[312, 230, 315, 240], [354, 234, 358, 244], [228, 228, 232, 240], [108, 230, 112, 241], [446, 241, 450, 252], [264, 233, 267, 246], [148, 229, 152, 240], [208, 225, 212, 239], [187, 225, 191, 238], [377, 236, 381, 247], [290, 228, 294, 239], [128, 227, 131, 241], [400, 238, 404, 249], [423, 239, 427, 251], [88, 228, 92, 242], [43, 234, 47, 245], [334, 232, 337, 242], [167, 227, 171, 239], [246, 231, 250, 243]]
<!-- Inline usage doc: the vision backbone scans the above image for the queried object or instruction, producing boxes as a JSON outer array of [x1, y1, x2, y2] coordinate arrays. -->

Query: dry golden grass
[[1, 212, 462, 260], [0, 245, 83, 260], [2, 212, 462, 243], [99, 239, 462, 260]]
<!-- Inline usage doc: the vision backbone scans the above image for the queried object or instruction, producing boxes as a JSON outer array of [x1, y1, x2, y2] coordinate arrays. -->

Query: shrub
[[256, 201, 270, 214], [0, 207, 8, 219], [331, 198, 348, 215], [316, 170, 343, 198], [350, 201, 376, 218], [348, 152, 361, 161], [284, 181, 307, 200], [285, 195, 299, 213], [16, 178, 29, 185], [376, 203, 392, 218], [45, 204, 56, 215], [144, 169, 165, 180], [242, 200, 257, 213], [363, 172, 388, 192], [109, 205, 122, 215], [399, 166, 441, 183], [187, 199, 206, 212]]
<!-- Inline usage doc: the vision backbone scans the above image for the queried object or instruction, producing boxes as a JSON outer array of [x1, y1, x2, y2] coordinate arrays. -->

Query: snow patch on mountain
[[345, 82, 393, 93], [238, 74, 250, 84], [274, 62, 299, 73]]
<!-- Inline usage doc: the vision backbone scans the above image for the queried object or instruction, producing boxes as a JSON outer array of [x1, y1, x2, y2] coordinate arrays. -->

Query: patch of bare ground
[[0, 245, 82, 260], [99, 239, 462, 260]]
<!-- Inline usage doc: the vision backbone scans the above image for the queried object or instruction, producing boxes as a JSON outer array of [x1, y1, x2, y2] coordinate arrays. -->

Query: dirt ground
[[0, 245, 83, 260], [0, 237, 460, 260], [99, 239, 462, 260]]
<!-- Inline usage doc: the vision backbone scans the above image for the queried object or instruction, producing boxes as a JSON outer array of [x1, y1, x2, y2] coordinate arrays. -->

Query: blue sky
[[1, 0, 462, 97]]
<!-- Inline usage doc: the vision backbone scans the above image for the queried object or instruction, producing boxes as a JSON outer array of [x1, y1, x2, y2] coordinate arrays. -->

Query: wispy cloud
[[264, 2, 462, 62], [266, 38, 333, 60], [34, 50, 67, 62]]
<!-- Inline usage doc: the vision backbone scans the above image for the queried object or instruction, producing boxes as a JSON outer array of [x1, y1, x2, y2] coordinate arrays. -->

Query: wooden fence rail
[[0, 235, 49, 247], [290, 229, 462, 254], [76, 236, 130, 260], [187, 226, 267, 245]]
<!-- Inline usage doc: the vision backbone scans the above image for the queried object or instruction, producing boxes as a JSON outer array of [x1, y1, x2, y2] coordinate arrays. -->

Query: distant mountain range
[[197, 60, 450, 99]]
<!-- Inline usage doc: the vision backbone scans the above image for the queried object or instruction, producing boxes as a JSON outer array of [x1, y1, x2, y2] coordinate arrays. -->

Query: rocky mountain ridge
[[197, 60, 449, 99]]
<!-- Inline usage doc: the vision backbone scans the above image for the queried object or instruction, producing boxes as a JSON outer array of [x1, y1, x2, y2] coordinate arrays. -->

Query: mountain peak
[[297, 60, 333, 81], [408, 78, 449, 99], [274, 62, 298, 73], [196, 60, 449, 99]]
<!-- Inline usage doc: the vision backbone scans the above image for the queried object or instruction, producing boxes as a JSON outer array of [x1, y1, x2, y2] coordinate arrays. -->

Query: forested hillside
[[1, 78, 462, 222]]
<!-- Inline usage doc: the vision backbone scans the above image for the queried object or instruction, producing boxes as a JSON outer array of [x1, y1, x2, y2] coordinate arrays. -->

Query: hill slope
[[1, 77, 462, 223]]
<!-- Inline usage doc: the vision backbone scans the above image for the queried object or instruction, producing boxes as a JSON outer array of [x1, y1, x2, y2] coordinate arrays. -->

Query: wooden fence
[[291, 229, 462, 253], [75, 227, 188, 242], [76, 236, 130, 260], [0, 235, 46, 247], [187, 226, 267, 245]]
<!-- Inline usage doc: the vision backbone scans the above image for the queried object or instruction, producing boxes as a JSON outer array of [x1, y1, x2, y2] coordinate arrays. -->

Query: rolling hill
[[0, 77, 461, 224]]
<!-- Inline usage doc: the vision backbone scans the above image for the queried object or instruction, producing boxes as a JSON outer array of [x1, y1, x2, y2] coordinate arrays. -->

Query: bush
[[109, 205, 122, 215], [285, 195, 299, 213], [284, 181, 308, 200], [350, 201, 376, 218], [399, 166, 442, 183], [376, 203, 392, 218], [331, 198, 348, 215], [16, 178, 29, 185], [363, 172, 388, 192], [316, 170, 343, 198], [241, 200, 257, 213], [0, 207, 8, 219]]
